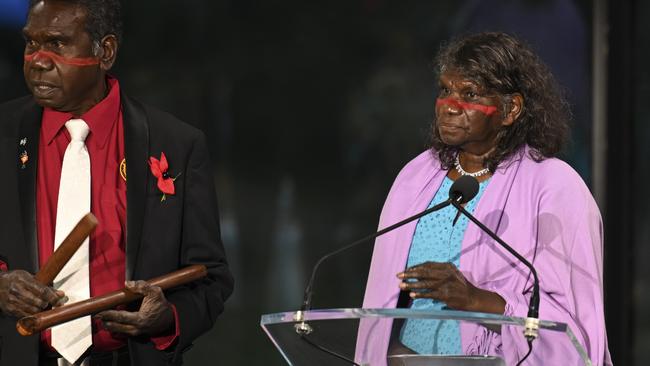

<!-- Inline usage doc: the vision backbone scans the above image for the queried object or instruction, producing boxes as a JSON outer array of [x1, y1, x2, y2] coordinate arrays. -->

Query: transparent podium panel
[[260, 308, 592, 366]]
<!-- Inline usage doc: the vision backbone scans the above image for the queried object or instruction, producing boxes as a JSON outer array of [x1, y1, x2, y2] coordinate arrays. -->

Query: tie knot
[[65, 119, 90, 142]]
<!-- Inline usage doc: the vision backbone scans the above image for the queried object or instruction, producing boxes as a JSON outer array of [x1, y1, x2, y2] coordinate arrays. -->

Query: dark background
[[0, 0, 644, 365]]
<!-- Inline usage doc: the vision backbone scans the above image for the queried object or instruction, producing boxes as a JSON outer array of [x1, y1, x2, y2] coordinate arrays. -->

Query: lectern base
[[387, 355, 506, 366]]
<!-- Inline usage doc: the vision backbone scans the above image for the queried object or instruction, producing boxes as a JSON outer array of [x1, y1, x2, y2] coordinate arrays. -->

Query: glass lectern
[[261, 308, 592, 366]]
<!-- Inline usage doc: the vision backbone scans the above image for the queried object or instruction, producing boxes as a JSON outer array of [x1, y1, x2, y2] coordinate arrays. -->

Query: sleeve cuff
[[151, 303, 180, 350]]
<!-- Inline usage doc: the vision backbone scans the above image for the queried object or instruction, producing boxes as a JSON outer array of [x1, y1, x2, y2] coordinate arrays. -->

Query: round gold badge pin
[[119, 158, 127, 182]]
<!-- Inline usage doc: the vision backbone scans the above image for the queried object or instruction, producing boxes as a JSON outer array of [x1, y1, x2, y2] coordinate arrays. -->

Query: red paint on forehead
[[24, 50, 99, 66], [436, 97, 498, 116]]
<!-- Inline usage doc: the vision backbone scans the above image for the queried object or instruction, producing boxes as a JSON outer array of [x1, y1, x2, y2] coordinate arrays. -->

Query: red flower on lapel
[[148, 152, 180, 201]]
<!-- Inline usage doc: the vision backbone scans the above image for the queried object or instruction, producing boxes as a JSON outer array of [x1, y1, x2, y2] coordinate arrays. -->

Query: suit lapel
[[17, 102, 42, 273], [122, 95, 149, 280]]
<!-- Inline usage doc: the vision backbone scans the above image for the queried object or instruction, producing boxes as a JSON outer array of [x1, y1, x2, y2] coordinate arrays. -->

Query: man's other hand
[[0, 270, 66, 317]]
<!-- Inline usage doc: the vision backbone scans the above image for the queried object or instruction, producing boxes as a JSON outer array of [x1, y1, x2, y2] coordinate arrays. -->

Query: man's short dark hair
[[28, 0, 123, 43]]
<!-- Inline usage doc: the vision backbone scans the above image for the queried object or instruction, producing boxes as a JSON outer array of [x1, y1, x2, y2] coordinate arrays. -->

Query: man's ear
[[98, 34, 118, 71], [502, 93, 524, 127]]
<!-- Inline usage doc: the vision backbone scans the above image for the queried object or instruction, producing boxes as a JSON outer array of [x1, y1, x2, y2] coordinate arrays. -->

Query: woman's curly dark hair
[[431, 32, 571, 171]]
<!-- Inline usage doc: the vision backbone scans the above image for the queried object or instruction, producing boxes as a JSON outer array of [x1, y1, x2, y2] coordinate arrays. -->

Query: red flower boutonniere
[[148, 152, 181, 201]]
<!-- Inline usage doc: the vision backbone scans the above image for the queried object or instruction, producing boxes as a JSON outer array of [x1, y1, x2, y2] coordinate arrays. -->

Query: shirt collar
[[42, 76, 121, 148]]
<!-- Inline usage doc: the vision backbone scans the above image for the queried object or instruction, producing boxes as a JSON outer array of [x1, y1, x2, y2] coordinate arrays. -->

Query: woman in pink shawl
[[357, 32, 612, 366]]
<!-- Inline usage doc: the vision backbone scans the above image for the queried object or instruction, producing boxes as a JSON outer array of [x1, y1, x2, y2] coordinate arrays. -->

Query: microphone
[[296, 175, 479, 334], [449, 176, 541, 341], [449, 174, 479, 203]]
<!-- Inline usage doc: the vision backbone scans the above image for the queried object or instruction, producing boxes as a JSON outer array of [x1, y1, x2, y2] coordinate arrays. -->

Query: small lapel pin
[[18, 138, 29, 169], [19, 151, 29, 169]]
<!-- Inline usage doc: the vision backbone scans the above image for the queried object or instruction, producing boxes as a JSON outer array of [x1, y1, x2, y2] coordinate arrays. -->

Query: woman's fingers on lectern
[[396, 261, 479, 310]]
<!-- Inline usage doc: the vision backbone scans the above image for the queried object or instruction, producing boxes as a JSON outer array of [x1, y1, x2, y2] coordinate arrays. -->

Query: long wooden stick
[[34, 213, 98, 285], [16, 264, 207, 336]]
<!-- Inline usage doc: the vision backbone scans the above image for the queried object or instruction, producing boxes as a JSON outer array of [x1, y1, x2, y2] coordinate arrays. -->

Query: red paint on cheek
[[436, 97, 498, 116], [24, 50, 100, 66]]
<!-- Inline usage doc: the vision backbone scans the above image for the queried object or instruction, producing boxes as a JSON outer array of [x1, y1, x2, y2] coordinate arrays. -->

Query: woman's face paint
[[435, 70, 506, 153], [435, 97, 497, 116], [24, 50, 99, 67]]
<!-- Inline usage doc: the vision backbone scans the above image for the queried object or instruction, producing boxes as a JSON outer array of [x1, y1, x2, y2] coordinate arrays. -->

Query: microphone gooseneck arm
[[294, 175, 480, 365], [450, 200, 540, 339], [301, 174, 479, 313]]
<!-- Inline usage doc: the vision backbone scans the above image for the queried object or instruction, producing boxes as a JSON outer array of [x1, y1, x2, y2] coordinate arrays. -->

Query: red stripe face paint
[[436, 97, 498, 116], [24, 50, 100, 67]]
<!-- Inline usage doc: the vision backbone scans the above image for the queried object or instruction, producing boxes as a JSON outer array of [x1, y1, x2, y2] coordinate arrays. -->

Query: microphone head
[[449, 175, 479, 204]]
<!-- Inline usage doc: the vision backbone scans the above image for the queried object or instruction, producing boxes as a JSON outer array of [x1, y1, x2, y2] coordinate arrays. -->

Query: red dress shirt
[[36, 77, 177, 352]]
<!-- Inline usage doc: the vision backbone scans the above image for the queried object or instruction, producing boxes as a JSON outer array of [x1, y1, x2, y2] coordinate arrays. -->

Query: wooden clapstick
[[34, 212, 98, 285], [16, 264, 208, 336]]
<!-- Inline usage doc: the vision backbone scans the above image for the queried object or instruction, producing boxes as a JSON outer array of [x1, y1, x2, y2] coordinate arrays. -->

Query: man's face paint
[[435, 97, 498, 116], [24, 50, 99, 67], [22, 1, 108, 116]]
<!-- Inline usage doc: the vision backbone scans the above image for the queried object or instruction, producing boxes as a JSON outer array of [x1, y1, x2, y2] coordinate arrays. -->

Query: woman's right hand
[[397, 261, 505, 314]]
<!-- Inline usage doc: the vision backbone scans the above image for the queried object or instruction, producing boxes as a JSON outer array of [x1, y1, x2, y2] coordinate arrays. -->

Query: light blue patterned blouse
[[399, 176, 490, 355]]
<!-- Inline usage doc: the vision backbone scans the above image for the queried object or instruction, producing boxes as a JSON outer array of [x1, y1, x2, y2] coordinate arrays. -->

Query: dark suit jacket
[[0, 94, 234, 365]]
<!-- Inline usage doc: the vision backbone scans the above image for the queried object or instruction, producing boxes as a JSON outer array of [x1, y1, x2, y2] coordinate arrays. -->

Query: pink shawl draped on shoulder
[[356, 147, 612, 366]]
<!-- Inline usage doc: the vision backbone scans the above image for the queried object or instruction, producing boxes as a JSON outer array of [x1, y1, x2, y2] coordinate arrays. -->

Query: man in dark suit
[[0, 1, 233, 365]]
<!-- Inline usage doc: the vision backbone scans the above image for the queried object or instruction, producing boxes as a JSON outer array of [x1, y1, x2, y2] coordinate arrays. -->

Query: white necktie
[[51, 119, 92, 364]]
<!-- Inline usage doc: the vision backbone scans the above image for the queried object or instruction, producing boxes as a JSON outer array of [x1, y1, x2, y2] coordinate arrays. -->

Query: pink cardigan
[[356, 148, 612, 366]]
